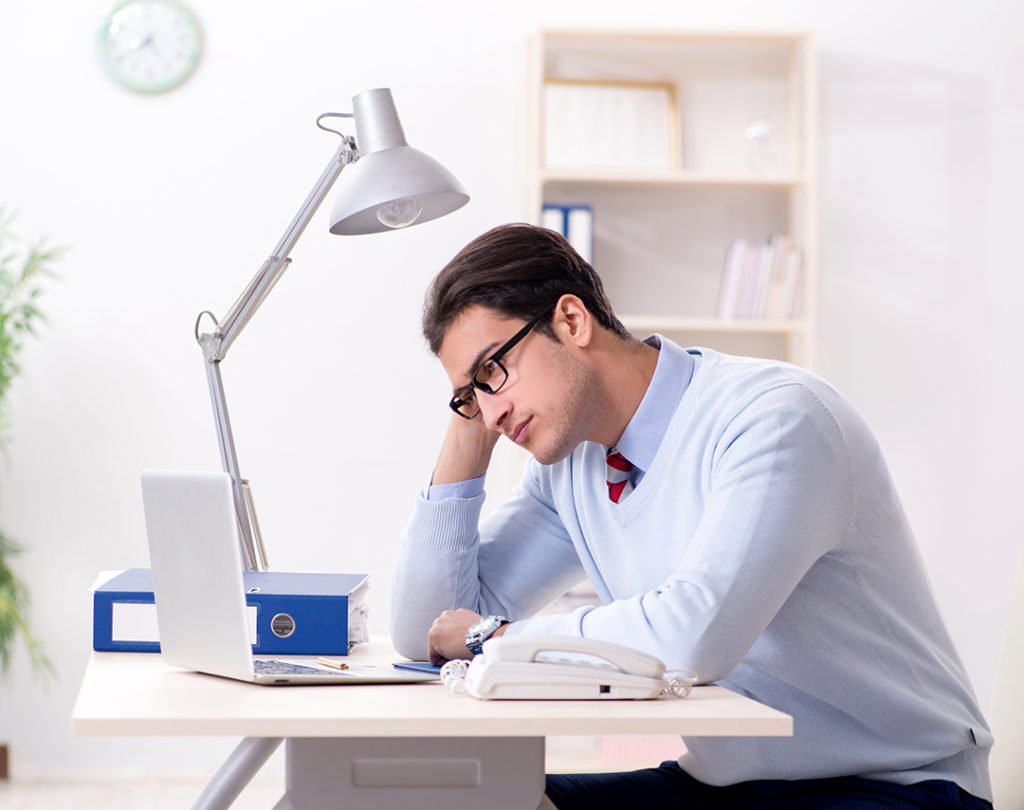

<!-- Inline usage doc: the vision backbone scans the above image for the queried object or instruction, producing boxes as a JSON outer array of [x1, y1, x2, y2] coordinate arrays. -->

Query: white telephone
[[441, 635, 694, 700]]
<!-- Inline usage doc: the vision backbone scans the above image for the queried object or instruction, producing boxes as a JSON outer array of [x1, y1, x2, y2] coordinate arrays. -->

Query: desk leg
[[190, 737, 283, 810], [280, 736, 546, 810]]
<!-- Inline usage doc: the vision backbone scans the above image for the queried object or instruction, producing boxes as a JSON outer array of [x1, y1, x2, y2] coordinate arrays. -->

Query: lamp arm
[[206, 136, 357, 361], [195, 130, 357, 570]]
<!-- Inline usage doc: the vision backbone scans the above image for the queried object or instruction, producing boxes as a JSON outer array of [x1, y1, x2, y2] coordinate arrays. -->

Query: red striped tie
[[606, 448, 634, 503]]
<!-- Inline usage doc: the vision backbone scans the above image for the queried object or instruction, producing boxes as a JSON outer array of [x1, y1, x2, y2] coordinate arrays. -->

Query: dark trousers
[[545, 761, 993, 809]]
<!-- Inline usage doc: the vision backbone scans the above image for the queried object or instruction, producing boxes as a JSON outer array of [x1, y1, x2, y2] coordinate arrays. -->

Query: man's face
[[438, 304, 597, 465]]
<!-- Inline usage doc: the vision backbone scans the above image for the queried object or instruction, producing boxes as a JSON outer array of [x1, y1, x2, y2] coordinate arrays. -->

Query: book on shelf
[[716, 234, 804, 321], [542, 203, 594, 264]]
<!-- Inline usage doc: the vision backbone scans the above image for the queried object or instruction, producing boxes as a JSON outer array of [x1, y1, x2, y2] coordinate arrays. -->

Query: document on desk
[[392, 661, 443, 676]]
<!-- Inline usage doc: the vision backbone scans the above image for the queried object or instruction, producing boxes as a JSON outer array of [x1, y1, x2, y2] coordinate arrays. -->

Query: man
[[391, 223, 993, 809]]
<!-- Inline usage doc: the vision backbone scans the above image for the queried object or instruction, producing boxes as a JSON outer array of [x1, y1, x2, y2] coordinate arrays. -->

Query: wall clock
[[97, 0, 202, 94]]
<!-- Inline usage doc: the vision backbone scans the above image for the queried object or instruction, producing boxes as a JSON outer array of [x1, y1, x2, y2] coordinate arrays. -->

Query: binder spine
[[250, 594, 351, 655], [92, 591, 160, 653]]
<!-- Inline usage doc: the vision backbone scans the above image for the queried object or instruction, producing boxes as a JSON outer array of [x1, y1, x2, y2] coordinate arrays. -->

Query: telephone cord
[[440, 659, 471, 694], [662, 670, 697, 698]]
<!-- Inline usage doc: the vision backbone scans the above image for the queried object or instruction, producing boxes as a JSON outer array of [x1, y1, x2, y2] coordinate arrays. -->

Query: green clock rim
[[96, 0, 203, 95]]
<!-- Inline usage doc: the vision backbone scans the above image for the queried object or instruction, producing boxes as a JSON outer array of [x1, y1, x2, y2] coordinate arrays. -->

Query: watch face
[[97, 0, 202, 94], [468, 616, 499, 636]]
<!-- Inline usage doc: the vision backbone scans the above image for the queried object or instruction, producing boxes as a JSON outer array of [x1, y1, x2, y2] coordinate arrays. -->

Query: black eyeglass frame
[[448, 305, 554, 419]]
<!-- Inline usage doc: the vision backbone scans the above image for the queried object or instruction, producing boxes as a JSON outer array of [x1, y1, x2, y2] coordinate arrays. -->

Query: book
[[716, 238, 748, 320], [766, 243, 804, 320], [717, 233, 803, 321]]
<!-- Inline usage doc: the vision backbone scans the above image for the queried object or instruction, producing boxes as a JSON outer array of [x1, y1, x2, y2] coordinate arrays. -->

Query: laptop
[[140, 469, 434, 685]]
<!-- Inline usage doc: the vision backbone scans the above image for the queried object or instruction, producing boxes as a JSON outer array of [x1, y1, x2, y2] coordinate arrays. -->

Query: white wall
[[0, 0, 1020, 779]]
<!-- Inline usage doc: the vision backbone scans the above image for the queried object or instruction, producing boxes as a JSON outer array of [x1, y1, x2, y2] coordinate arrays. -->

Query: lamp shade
[[329, 88, 469, 235]]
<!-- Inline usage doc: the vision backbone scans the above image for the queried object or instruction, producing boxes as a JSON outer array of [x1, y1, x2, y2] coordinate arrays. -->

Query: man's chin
[[524, 440, 577, 467]]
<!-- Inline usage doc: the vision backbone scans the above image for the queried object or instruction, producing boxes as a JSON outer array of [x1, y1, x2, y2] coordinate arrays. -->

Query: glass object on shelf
[[743, 117, 777, 175]]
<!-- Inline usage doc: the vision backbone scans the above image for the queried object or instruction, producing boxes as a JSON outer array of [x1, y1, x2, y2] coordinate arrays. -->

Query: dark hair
[[423, 223, 630, 354]]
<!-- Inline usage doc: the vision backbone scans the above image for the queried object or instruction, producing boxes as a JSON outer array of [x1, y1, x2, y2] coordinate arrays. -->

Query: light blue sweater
[[391, 339, 992, 798]]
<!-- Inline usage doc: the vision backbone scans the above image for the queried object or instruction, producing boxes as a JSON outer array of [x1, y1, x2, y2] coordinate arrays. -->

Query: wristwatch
[[465, 615, 509, 655]]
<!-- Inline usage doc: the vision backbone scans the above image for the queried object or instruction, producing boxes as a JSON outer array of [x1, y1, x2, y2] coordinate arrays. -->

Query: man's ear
[[553, 294, 593, 348]]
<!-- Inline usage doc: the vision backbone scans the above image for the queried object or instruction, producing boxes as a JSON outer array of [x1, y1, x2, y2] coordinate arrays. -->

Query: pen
[[315, 657, 349, 670]]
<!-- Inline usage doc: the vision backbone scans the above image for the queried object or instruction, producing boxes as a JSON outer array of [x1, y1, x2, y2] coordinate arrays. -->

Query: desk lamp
[[194, 88, 468, 571]]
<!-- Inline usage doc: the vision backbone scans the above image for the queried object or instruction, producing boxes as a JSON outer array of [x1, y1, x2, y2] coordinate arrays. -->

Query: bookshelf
[[524, 29, 818, 367]]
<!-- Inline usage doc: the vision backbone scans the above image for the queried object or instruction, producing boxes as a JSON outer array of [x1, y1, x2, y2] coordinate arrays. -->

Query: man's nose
[[478, 392, 511, 433]]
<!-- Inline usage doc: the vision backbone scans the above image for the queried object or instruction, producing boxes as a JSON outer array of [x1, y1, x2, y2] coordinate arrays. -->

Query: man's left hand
[[427, 608, 509, 666]]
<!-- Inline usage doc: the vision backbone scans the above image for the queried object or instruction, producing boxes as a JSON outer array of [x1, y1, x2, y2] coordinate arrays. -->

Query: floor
[[0, 776, 284, 809]]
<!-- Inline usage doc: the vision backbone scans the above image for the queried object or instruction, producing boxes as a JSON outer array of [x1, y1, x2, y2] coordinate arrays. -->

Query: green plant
[[0, 207, 62, 681]]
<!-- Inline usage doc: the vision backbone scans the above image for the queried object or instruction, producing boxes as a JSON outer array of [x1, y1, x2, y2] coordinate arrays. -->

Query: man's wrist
[[425, 476, 485, 502], [432, 414, 499, 486], [465, 614, 510, 655]]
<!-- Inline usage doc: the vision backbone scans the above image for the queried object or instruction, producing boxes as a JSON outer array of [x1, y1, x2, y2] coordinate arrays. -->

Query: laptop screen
[[141, 470, 256, 680]]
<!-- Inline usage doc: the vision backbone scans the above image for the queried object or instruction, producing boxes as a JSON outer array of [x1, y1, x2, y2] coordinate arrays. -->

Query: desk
[[73, 639, 791, 810]]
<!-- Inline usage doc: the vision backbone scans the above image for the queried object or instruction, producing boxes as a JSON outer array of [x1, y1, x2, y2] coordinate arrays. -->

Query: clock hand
[[121, 33, 155, 55]]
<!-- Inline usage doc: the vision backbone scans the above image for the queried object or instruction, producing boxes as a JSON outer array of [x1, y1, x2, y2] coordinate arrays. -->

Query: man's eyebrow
[[462, 341, 502, 383]]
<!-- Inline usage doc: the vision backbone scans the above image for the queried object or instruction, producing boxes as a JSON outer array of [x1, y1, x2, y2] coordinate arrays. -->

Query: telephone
[[440, 635, 695, 700]]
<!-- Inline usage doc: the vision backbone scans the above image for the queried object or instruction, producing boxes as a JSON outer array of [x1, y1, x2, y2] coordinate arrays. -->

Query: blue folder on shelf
[[541, 203, 594, 263], [93, 568, 369, 654]]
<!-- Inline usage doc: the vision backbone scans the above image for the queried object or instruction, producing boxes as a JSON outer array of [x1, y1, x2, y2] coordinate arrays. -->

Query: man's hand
[[428, 608, 481, 665], [427, 608, 510, 666], [431, 412, 500, 486]]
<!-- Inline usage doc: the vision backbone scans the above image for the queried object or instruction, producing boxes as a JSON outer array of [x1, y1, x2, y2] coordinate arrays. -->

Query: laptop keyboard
[[254, 659, 324, 676]]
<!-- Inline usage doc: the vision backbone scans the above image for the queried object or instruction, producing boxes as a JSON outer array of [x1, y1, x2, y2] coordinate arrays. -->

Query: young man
[[391, 223, 993, 809]]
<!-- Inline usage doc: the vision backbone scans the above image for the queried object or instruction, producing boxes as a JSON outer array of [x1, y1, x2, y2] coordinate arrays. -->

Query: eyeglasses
[[449, 306, 553, 420]]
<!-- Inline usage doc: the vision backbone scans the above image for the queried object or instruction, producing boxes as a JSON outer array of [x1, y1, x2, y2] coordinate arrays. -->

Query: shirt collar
[[610, 336, 695, 475]]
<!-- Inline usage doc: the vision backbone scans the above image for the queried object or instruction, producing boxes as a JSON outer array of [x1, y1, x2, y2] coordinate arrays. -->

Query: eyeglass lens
[[452, 387, 478, 418], [472, 359, 508, 394]]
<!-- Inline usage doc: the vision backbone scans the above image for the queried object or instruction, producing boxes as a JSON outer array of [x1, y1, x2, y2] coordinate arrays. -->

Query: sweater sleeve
[[504, 383, 855, 681], [390, 462, 587, 661]]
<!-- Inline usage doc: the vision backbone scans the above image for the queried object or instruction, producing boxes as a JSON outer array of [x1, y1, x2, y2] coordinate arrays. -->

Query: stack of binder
[[93, 568, 369, 655]]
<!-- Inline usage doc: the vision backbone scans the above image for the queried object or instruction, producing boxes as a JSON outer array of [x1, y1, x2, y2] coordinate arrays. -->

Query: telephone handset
[[441, 635, 694, 700]]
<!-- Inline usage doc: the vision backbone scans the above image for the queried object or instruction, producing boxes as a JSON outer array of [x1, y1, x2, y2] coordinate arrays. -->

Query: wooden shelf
[[540, 169, 809, 189], [621, 315, 810, 334]]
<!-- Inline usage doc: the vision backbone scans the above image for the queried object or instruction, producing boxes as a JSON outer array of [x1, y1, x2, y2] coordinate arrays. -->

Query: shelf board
[[541, 29, 813, 46], [622, 315, 809, 334], [540, 168, 807, 189]]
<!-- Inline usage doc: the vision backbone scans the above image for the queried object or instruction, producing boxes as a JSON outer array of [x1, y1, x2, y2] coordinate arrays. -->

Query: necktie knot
[[606, 447, 634, 503]]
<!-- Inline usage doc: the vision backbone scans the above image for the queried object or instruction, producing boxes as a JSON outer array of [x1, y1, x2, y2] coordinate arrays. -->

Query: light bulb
[[376, 197, 423, 229]]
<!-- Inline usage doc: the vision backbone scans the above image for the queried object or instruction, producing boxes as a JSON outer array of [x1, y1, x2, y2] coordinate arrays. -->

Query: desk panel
[[72, 641, 791, 739]]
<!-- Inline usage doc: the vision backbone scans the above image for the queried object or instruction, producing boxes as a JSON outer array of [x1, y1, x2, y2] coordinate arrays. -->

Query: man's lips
[[509, 416, 532, 445]]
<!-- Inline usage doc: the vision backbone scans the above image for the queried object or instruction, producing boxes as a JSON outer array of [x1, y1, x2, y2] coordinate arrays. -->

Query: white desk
[[73, 639, 791, 810]]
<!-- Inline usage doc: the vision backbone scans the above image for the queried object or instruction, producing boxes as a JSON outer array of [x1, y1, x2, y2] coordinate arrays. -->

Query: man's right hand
[[431, 411, 500, 486]]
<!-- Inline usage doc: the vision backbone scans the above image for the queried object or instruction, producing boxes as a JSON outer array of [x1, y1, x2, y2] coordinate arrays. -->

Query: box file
[[93, 568, 369, 654], [541, 204, 594, 264]]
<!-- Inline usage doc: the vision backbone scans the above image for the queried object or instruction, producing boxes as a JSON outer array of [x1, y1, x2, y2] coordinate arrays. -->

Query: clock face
[[97, 0, 202, 94]]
